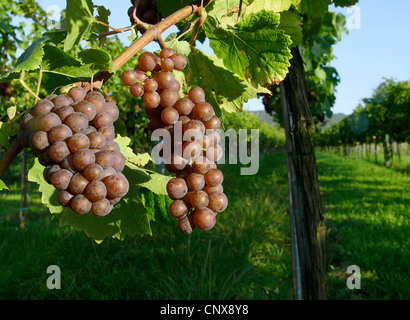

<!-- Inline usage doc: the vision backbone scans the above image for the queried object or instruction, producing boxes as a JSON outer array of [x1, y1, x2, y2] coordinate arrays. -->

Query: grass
[[0, 152, 293, 300], [0, 151, 408, 300]]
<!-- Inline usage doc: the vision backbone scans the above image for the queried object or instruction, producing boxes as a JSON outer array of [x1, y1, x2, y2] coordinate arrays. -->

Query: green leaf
[[7, 106, 17, 120], [299, 0, 331, 18], [0, 121, 20, 148], [246, 0, 301, 14], [205, 0, 243, 26], [187, 47, 259, 113], [333, 0, 359, 7], [203, 11, 293, 87], [65, 0, 94, 51], [0, 179, 9, 191], [0, 36, 50, 81], [94, 5, 111, 34], [279, 9, 303, 47], [114, 135, 152, 167], [77, 48, 115, 73]]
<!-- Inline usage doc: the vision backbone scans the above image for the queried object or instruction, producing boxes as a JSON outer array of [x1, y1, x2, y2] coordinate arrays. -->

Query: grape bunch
[[19, 87, 129, 217], [121, 47, 228, 234], [128, 0, 161, 26]]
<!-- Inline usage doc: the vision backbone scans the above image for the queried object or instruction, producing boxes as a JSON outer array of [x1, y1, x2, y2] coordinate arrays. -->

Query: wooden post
[[281, 47, 328, 300]]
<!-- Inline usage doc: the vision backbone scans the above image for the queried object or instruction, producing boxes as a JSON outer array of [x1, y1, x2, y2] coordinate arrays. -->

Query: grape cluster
[[121, 47, 228, 234], [128, 0, 161, 26], [19, 87, 129, 217]]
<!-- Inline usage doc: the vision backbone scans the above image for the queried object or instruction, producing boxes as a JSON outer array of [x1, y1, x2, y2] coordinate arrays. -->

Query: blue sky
[[31, 0, 410, 115]]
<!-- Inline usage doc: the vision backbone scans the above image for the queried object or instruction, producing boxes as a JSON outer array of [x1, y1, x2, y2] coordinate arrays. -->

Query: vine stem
[[0, 0, 210, 179]]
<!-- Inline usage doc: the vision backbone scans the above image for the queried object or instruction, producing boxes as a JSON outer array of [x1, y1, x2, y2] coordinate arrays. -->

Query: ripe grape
[[121, 69, 138, 86], [105, 102, 119, 121], [87, 131, 106, 149], [51, 94, 74, 106], [72, 149, 95, 171], [144, 79, 158, 92], [186, 173, 205, 191], [68, 133, 90, 153], [112, 152, 126, 172], [93, 112, 114, 129], [50, 169, 73, 191], [83, 163, 104, 181], [174, 98, 194, 116], [102, 141, 121, 153], [203, 115, 221, 130], [102, 173, 129, 198], [203, 184, 224, 195], [175, 165, 193, 180], [177, 215, 195, 234], [160, 89, 179, 108], [156, 71, 174, 89], [204, 144, 224, 162], [169, 200, 189, 219], [69, 173, 89, 195], [37, 112, 62, 132], [130, 83, 145, 98], [166, 177, 188, 200], [102, 167, 116, 179], [95, 150, 115, 169], [43, 164, 61, 184], [61, 154, 76, 173], [138, 52, 158, 72], [51, 105, 75, 121], [32, 99, 54, 116], [207, 192, 228, 213], [49, 141, 71, 163], [64, 112, 89, 133], [193, 208, 216, 231], [98, 126, 116, 141], [68, 86, 86, 102], [161, 58, 174, 71], [85, 91, 106, 113], [48, 124, 73, 144], [169, 53, 187, 71], [58, 190, 74, 207], [85, 180, 107, 202], [189, 190, 209, 209], [73, 100, 96, 121], [91, 198, 112, 217], [169, 79, 181, 93], [143, 91, 161, 109], [191, 102, 214, 122], [160, 48, 175, 59], [182, 141, 202, 160], [188, 87, 205, 104], [204, 169, 224, 186], [31, 131, 50, 151], [192, 156, 211, 174], [71, 194, 92, 215], [161, 107, 179, 125]]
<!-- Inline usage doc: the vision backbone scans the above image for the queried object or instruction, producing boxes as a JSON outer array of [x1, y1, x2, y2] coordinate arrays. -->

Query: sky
[[28, 0, 410, 115]]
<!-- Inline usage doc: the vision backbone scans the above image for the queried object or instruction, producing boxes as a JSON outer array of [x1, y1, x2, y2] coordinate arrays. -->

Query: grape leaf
[[333, 0, 359, 7], [187, 47, 258, 113], [0, 36, 50, 82], [279, 9, 303, 47], [245, 0, 301, 14], [114, 135, 151, 167], [65, 0, 94, 51], [94, 6, 111, 34], [0, 179, 9, 191], [299, 0, 331, 18], [203, 11, 293, 87], [0, 121, 20, 148], [205, 0, 244, 26], [77, 48, 115, 73]]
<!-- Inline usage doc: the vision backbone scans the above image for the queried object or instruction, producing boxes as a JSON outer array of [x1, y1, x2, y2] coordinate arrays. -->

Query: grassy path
[[316, 152, 409, 300]]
